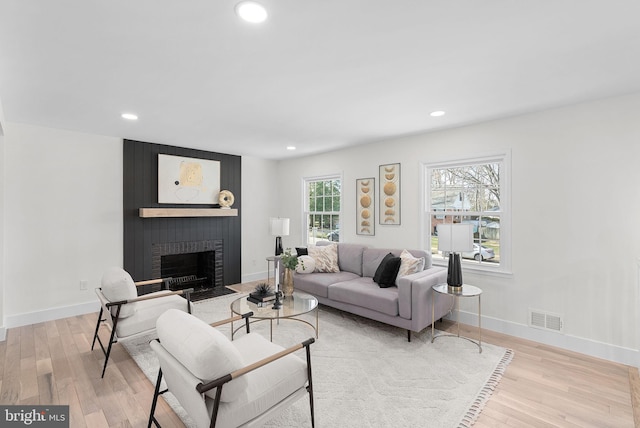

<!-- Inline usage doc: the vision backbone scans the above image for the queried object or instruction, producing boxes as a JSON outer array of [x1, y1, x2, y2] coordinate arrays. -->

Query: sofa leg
[[407, 330, 411, 342]]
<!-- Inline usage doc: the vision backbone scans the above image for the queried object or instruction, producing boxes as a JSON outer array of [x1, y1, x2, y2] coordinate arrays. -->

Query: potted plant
[[279, 248, 304, 297]]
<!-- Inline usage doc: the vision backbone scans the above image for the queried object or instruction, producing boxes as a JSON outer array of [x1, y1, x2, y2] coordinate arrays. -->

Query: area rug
[[122, 294, 513, 428]]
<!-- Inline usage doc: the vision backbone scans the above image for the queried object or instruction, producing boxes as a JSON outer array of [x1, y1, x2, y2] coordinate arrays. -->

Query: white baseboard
[[2, 297, 637, 368], [453, 310, 639, 368], [3, 300, 100, 334], [241, 271, 269, 284]]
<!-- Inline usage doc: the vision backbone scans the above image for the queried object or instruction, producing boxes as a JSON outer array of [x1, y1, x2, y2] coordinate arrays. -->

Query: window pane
[[428, 161, 502, 267], [306, 178, 341, 243]]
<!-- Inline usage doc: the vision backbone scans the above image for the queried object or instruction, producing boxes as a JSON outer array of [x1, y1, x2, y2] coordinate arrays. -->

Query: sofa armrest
[[396, 266, 449, 329]]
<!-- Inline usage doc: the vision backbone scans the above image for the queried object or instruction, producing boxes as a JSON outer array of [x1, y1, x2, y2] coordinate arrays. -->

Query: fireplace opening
[[152, 240, 235, 302], [161, 251, 215, 290]]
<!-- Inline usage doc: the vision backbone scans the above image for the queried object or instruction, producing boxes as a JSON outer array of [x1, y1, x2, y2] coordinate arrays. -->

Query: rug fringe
[[458, 348, 515, 428]]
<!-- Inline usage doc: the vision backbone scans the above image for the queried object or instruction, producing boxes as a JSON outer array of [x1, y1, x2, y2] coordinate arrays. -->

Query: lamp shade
[[270, 218, 290, 237], [437, 223, 474, 253]]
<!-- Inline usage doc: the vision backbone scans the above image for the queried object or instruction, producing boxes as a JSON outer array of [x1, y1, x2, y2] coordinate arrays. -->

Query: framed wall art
[[379, 163, 400, 225], [158, 154, 221, 204], [356, 178, 375, 236]]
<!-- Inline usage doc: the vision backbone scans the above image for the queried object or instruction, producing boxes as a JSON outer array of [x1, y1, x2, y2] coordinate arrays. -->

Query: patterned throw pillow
[[395, 249, 425, 284], [295, 255, 316, 274], [308, 244, 340, 273]]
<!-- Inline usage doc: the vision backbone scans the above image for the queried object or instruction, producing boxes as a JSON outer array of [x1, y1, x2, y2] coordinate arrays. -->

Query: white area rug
[[122, 294, 513, 428]]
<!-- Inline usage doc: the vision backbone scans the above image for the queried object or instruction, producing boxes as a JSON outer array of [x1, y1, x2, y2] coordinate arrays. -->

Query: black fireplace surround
[[123, 140, 242, 296]]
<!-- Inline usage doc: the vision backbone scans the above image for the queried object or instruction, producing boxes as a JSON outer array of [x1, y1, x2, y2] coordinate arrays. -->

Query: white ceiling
[[1, 1, 640, 160]]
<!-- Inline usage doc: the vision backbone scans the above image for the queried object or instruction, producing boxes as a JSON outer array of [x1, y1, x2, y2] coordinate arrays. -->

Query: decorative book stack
[[247, 292, 276, 307]]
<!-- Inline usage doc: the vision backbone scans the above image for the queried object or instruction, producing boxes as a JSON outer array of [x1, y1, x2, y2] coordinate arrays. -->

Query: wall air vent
[[528, 309, 564, 333]]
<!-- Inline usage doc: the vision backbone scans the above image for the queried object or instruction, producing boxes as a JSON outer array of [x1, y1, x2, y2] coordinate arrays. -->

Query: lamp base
[[272, 291, 283, 309], [275, 236, 283, 256], [447, 253, 463, 287]]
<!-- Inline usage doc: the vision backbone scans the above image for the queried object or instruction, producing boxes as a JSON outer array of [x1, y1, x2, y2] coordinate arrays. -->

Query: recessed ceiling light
[[121, 113, 138, 121], [235, 1, 268, 23], [430, 111, 446, 117], [286, 146, 296, 151]]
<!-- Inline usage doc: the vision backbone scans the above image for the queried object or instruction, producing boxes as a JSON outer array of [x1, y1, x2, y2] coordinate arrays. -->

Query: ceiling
[[1, 1, 640, 160]]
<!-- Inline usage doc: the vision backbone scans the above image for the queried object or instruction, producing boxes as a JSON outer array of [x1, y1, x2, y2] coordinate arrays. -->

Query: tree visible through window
[[427, 159, 505, 268], [305, 177, 341, 244]]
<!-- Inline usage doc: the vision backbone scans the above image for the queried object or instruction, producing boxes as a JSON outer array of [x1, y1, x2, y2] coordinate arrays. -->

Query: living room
[[1, 1, 640, 426]]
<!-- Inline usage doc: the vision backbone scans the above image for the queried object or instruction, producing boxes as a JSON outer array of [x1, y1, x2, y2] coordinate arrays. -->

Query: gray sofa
[[292, 242, 451, 341]]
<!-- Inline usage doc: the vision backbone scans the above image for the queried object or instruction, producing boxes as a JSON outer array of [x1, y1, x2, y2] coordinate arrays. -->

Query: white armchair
[[147, 308, 315, 428], [91, 267, 193, 378]]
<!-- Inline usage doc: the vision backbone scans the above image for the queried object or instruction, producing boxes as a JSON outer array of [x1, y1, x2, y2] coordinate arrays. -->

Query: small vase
[[282, 268, 294, 298]]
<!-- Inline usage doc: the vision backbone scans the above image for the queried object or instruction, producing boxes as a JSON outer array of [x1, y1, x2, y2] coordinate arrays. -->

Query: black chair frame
[[91, 278, 193, 378], [147, 311, 316, 428]]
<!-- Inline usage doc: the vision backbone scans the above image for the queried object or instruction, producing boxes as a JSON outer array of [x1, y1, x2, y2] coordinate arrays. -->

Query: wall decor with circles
[[379, 163, 400, 225], [356, 177, 375, 236]]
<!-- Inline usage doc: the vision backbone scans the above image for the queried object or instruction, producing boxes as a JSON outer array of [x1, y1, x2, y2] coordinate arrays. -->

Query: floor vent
[[529, 309, 564, 333]]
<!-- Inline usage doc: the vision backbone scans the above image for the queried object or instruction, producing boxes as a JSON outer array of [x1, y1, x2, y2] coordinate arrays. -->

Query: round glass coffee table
[[230, 291, 319, 341]]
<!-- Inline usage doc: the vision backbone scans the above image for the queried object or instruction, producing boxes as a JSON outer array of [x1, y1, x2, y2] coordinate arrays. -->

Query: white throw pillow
[[295, 255, 316, 274], [395, 249, 425, 285], [101, 267, 139, 318], [156, 309, 248, 402], [308, 243, 340, 273]]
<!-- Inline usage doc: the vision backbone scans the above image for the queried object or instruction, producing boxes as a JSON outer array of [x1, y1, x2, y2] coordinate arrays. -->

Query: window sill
[[432, 259, 513, 279]]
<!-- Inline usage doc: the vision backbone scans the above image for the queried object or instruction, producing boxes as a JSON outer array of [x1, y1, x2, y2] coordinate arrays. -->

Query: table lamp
[[437, 223, 474, 289], [270, 217, 290, 256]]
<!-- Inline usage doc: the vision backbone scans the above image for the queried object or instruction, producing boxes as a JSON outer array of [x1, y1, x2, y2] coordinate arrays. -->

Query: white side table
[[431, 283, 482, 353]]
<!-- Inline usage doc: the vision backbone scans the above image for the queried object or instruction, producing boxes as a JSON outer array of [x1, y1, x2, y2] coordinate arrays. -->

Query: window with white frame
[[425, 153, 510, 272], [304, 176, 341, 245]]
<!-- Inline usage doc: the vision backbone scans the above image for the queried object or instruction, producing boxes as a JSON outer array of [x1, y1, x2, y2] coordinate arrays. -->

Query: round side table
[[431, 283, 482, 353]]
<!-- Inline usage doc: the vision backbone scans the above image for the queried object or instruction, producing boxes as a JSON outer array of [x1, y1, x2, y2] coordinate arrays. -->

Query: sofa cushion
[[295, 247, 308, 256], [373, 253, 401, 288], [336, 243, 368, 276], [157, 309, 248, 403], [308, 243, 340, 273], [327, 278, 399, 317], [295, 255, 315, 274], [395, 249, 425, 285], [294, 271, 359, 298]]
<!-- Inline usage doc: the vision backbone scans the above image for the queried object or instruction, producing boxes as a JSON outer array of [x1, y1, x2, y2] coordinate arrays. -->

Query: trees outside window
[[304, 176, 341, 244], [425, 153, 510, 272]]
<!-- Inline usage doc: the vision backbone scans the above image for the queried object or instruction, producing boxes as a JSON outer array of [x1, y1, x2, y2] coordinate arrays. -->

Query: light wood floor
[[0, 284, 638, 427]]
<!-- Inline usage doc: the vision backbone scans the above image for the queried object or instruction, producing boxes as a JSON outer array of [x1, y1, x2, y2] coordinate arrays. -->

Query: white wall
[[3, 123, 123, 326], [278, 92, 640, 365], [240, 155, 281, 282], [1, 123, 278, 329]]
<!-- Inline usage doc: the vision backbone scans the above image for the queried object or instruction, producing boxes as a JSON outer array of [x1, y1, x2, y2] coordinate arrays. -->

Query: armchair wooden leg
[[91, 307, 104, 351], [407, 329, 411, 342]]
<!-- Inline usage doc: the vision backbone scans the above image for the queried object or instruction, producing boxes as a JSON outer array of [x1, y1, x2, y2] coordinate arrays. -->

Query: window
[[424, 152, 510, 273], [304, 176, 341, 244]]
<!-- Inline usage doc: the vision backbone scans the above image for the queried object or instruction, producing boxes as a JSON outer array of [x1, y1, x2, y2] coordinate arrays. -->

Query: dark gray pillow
[[374, 253, 401, 288], [373, 253, 394, 283], [295, 247, 308, 256]]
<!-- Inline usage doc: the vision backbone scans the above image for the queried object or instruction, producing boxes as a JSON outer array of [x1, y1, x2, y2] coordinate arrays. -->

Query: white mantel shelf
[[139, 208, 238, 218]]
